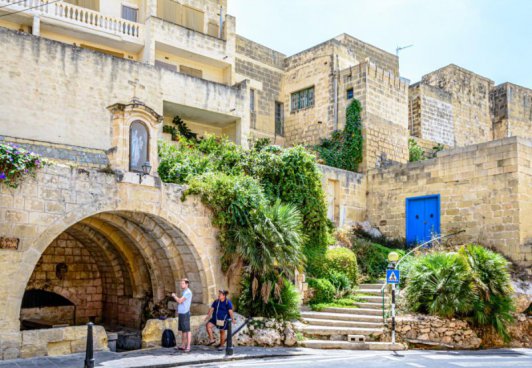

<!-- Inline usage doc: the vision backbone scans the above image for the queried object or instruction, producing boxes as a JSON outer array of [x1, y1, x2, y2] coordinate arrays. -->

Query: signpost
[[386, 252, 400, 345]]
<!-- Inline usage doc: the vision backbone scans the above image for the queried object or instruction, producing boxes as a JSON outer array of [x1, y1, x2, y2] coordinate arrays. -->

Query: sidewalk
[[0, 346, 310, 368]]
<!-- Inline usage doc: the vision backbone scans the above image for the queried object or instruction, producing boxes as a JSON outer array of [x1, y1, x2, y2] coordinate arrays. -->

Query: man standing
[[172, 279, 192, 352]]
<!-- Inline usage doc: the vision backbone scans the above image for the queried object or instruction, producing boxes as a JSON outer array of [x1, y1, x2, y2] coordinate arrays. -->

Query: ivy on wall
[[314, 99, 364, 172], [0, 143, 46, 188]]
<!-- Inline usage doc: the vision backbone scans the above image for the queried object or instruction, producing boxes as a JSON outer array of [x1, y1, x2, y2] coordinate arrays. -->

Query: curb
[[132, 353, 308, 368]]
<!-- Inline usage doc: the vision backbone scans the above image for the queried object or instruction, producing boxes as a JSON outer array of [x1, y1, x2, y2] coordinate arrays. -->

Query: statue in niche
[[129, 121, 149, 172]]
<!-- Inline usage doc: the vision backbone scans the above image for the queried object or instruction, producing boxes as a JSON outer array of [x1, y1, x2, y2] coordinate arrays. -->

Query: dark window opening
[[275, 101, 284, 136], [291, 87, 314, 112], [347, 88, 354, 100]]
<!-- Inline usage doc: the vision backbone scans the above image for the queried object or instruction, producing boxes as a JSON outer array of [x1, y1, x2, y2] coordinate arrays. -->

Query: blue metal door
[[406, 195, 440, 245]]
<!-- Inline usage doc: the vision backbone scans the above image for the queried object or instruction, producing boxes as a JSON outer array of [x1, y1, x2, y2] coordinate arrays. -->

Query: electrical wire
[[0, 0, 62, 19]]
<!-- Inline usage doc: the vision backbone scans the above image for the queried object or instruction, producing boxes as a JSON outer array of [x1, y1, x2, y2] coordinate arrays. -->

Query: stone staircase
[[297, 281, 404, 350]]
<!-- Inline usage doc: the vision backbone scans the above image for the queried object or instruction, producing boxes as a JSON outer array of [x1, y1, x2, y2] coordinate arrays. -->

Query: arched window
[[129, 121, 149, 172]]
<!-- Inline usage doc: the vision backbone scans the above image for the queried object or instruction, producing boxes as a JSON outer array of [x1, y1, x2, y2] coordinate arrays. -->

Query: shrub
[[459, 244, 515, 342], [238, 275, 301, 320], [325, 270, 351, 291], [307, 278, 335, 304], [323, 247, 358, 285], [0, 143, 46, 188], [408, 138, 425, 162], [314, 99, 364, 172], [352, 239, 405, 281], [404, 252, 474, 318]]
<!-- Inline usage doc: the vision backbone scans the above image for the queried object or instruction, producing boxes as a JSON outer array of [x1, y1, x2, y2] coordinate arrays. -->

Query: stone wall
[[318, 165, 366, 226], [409, 83, 454, 146], [491, 83, 532, 140], [340, 62, 409, 171], [421, 65, 494, 147], [367, 137, 532, 265], [235, 36, 285, 141], [0, 28, 248, 151]]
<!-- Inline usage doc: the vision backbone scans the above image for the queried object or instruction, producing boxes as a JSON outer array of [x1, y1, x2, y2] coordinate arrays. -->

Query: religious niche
[[129, 121, 149, 173]]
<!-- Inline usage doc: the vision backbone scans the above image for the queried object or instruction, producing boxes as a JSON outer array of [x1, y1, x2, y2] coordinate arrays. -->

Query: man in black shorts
[[172, 279, 193, 352]]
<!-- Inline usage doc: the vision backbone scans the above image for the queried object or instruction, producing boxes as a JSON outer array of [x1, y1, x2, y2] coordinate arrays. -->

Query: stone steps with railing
[[297, 281, 404, 350]]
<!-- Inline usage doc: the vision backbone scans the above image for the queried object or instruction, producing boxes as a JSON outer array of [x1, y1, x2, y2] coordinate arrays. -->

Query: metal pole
[[391, 283, 396, 345], [84, 322, 95, 368], [225, 318, 234, 356]]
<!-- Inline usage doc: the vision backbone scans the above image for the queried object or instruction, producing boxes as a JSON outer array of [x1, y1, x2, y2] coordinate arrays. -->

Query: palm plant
[[229, 200, 305, 305], [405, 252, 474, 318], [459, 244, 515, 342]]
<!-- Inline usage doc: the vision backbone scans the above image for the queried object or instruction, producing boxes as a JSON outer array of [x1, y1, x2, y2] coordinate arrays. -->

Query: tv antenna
[[396, 44, 413, 56]]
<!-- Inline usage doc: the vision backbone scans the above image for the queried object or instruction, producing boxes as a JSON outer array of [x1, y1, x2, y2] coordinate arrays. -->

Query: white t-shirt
[[177, 288, 192, 314]]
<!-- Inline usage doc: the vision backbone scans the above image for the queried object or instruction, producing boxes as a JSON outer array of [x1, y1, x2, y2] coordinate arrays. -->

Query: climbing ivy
[[314, 99, 364, 172]]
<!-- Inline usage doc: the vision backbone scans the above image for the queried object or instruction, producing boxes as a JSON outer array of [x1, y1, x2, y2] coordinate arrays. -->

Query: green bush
[[459, 244, 515, 342], [325, 270, 351, 291], [352, 239, 405, 281], [405, 252, 474, 318], [314, 99, 364, 172], [323, 247, 358, 285], [238, 275, 301, 320], [307, 278, 335, 304], [408, 138, 425, 162]]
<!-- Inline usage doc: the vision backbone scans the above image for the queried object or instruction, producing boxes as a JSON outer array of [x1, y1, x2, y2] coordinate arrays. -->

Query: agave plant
[[459, 244, 515, 342], [405, 252, 474, 318]]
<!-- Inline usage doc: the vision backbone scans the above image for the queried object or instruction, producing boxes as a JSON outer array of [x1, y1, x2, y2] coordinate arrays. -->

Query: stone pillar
[[32, 16, 40, 36]]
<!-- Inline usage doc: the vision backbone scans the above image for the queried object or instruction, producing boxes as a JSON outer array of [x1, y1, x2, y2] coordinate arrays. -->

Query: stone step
[[358, 295, 388, 303], [300, 340, 405, 351], [297, 325, 384, 337], [359, 283, 384, 290], [301, 311, 383, 323], [354, 302, 383, 310], [301, 318, 383, 329], [357, 289, 383, 296], [321, 307, 382, 316]]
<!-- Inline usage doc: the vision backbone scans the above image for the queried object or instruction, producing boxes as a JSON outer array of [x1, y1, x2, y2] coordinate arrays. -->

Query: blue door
[[406, 195, 441, 245]]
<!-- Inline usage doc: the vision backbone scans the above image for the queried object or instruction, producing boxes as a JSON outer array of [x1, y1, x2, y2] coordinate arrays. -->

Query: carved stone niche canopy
[[107, 99, 163, 176]]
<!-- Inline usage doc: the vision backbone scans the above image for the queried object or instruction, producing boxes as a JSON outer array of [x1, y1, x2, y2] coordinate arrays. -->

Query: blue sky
[[228, 0, 532, 87]]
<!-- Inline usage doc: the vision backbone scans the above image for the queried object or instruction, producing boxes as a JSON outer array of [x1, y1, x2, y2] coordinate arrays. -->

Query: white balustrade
[[0, 0, 143, 39]]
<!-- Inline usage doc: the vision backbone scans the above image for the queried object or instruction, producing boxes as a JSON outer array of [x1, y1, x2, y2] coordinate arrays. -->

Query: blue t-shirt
[[211, 299, 233, 321]]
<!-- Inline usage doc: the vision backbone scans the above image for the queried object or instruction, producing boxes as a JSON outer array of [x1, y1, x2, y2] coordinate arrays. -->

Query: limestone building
[[0, 0, 530, 360]]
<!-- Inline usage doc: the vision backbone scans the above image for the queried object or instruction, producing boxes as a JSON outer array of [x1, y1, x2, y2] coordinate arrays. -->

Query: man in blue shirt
[[172, 279, 193, 352], [204, 289, 235, 351]]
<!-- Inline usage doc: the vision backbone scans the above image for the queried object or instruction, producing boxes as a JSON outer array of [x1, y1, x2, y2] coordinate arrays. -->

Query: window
[[275, 102, 284, 136], [121, 5, 138, 22], [64, 0, 99, 11], [346, 88, 354, 100], [157, 0, 182, 24], [291, 87, 314, 112], [250, 89, 255, 113], [129, 121, 149, 172], [207, 22, 220, 38], [182, 5, 204, 32], [179, 65, 203, 78]]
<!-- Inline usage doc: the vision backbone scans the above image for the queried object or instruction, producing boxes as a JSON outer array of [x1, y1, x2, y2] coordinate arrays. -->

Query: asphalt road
[[194, 348, 532, 368]]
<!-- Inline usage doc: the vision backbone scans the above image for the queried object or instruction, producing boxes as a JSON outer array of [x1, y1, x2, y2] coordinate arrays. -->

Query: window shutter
[[158, 0, 182, 24], [183, 5, 204, 32], [207, 22, 219, 37]]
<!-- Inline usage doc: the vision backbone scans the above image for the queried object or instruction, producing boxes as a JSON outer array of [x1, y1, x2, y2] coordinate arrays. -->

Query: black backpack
[[161, 329, 176, 348]]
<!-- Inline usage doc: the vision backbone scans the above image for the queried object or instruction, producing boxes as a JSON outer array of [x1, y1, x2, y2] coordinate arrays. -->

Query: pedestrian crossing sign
[[386, 269, 400, 284]]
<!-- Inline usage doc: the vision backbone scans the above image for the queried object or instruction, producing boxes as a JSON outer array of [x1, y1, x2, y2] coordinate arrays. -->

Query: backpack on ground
[[161, 329, 176, 348]]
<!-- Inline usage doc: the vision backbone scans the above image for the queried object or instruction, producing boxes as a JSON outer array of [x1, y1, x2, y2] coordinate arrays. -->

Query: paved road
[[195, 349, 532, 368]]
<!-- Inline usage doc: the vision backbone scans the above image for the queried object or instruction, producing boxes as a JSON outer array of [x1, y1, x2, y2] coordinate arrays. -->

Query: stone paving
[[0, 346, 309, 368]]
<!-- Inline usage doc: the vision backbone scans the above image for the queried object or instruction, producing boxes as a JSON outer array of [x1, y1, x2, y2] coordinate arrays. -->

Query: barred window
[[250, 89, 255, 112], [275, 101, 284, 136], [291, 87, 314, 112], [122, 5, 138, 23]]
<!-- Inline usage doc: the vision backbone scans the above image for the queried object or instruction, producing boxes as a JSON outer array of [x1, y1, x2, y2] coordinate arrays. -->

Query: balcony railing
[[0, 0, 142, 39]]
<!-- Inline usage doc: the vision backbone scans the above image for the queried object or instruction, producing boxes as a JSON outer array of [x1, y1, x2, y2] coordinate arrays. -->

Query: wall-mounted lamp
[[138, 161, 152, 184]]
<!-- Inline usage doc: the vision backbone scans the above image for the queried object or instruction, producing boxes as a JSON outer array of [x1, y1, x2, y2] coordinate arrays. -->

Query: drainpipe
[[333, 54, 339, 131]]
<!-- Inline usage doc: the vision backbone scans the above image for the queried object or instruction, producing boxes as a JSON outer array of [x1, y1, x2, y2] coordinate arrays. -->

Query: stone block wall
[[318, 165, 367, 226], [367, 137, 531, 265], [235, 36, 285, 141], [491, 83, 532, 140], [340, 62, 409, 171], [409, 83, 454, 146], [25, 233, 104, 325], [421, 64, 494, 147]]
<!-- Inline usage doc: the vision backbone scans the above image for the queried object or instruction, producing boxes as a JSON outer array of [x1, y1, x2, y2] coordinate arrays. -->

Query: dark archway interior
[[20, 211, 205, 345]]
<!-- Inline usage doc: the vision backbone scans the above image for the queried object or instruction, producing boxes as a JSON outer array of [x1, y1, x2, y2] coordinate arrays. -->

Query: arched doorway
[[20, 210, 207, 349]]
